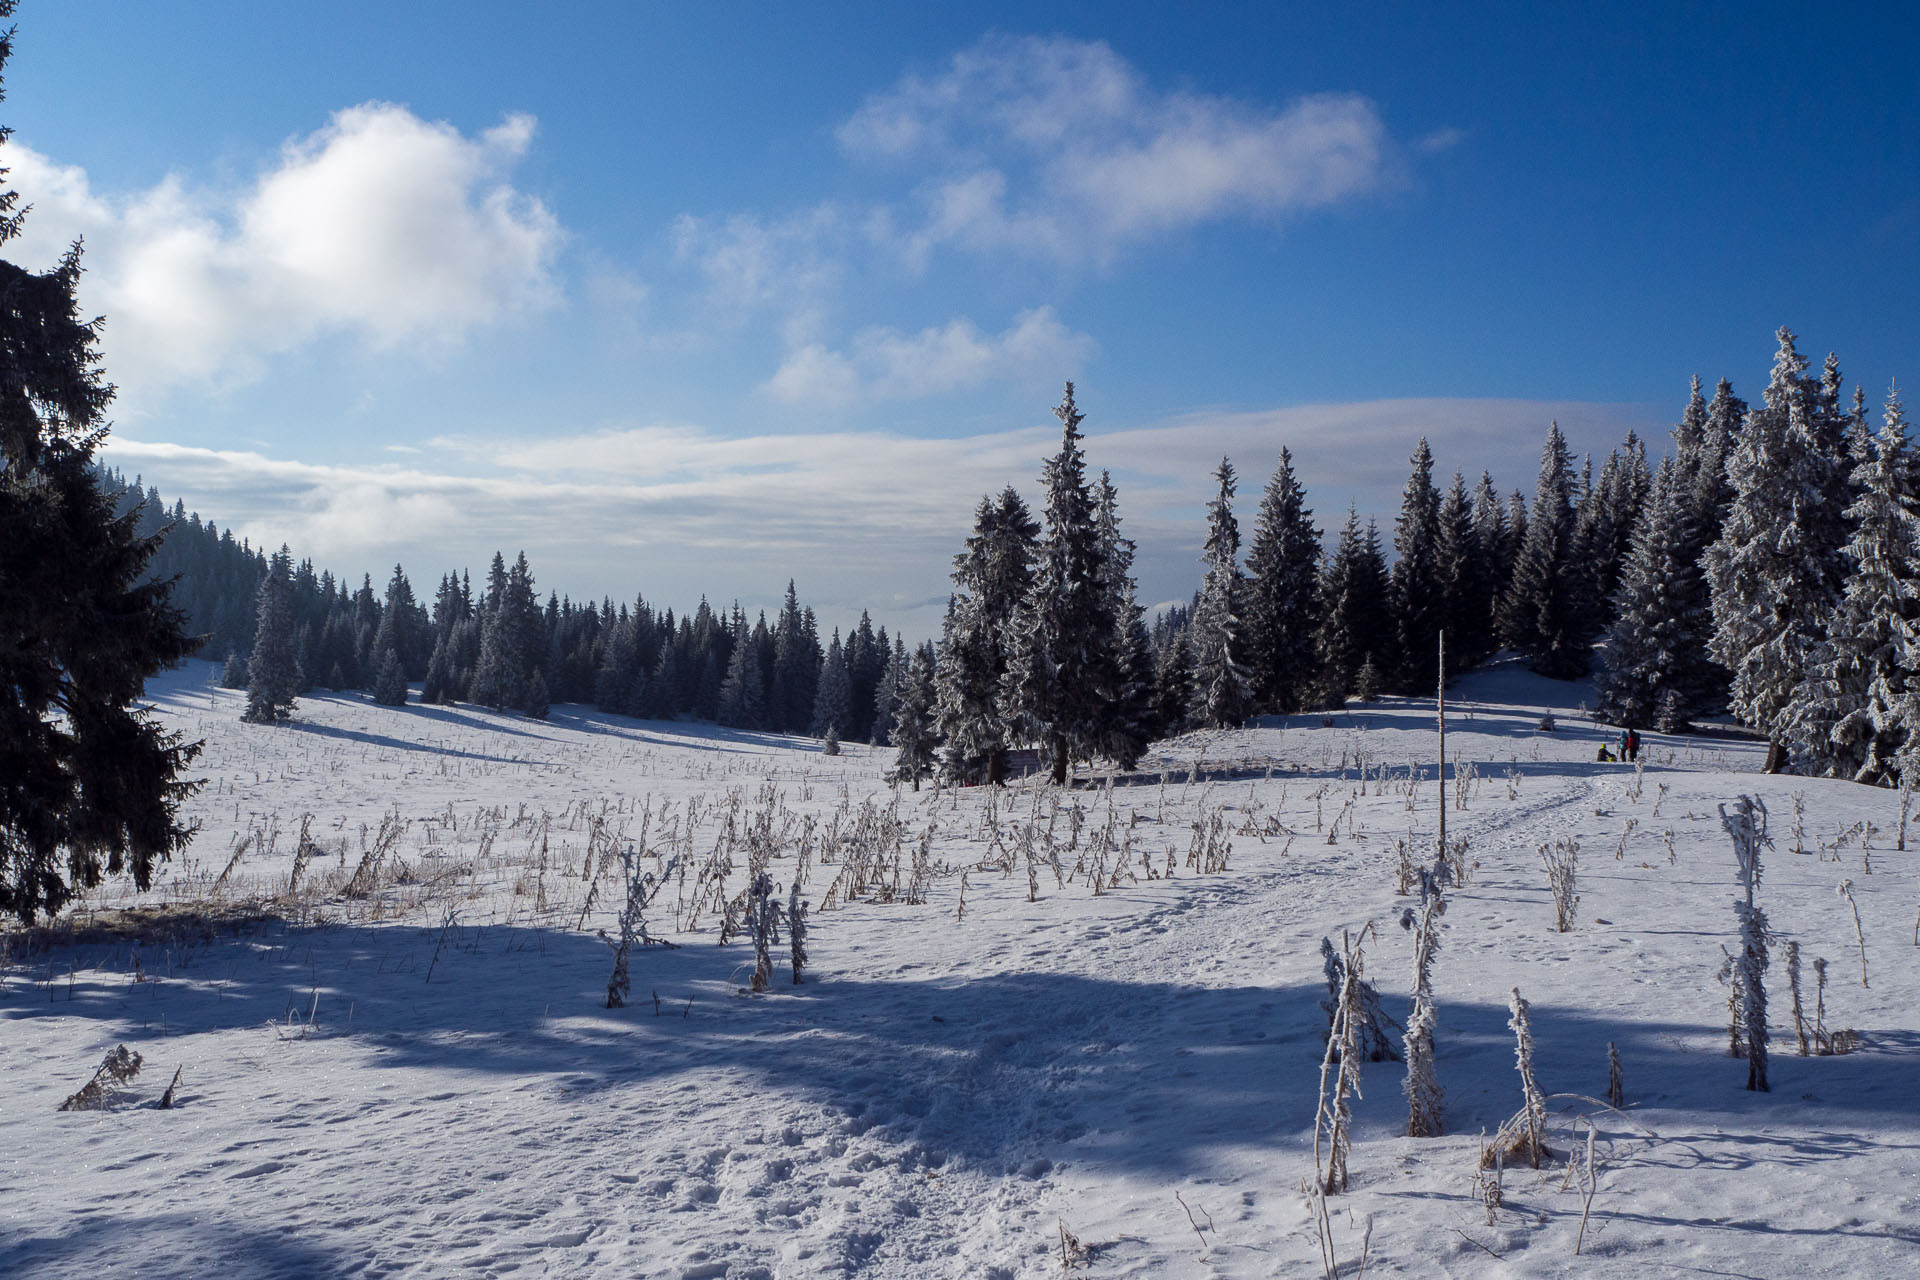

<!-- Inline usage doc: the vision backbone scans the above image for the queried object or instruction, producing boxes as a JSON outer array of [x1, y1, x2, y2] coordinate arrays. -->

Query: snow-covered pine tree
[[936, 488, 1038, 783], [1093, 470, 1155, 768], [1188, 457, 1253, 728], [1150, 627, 1194, 738], [868, 635, 907, 745], [1707, 330, 1852, 770], [1000, 383, 1126, 784], [1468, 472, 1509, 665], [1572, 434, 1650, 639], [521, 668, 550, 719], [1597, 459, 1712, 729], [371, 564, 429, 680], [244, 545, 302, 723], [1791, 383, 1920, 783], [372, 646, 407, 706], [809, 629, 854, 739], [1316, 508, 1392, 705], [887, 642, 940, 790], [1391, 439, 1445, 693], [1241, 448, 1322, 713], [1435, 470, 1485, 674], [1501, 422, 1592, 678]]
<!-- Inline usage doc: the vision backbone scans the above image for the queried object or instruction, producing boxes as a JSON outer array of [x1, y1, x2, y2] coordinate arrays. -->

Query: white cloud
[[839, 34, 1402, 265], [764, 307, 1097, 407], [4, 103, 562, 401], [107, 396, 1652, 640]]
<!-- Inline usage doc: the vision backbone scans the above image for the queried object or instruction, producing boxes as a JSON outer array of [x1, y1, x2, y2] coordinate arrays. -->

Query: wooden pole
[[1437, 630, 1446, 861]]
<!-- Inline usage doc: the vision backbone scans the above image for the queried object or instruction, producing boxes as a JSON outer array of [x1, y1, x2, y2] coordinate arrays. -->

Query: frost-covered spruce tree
[[1467, 472, 1509, 664], [372, 647, 407, 706], [1571, 434, 1651, 638], [1316, 509, 1392, 705], [1435, 471, 1485, 674], [937, 488, 1039, 783], [1390, 438, 1445, 693], [1597, 459, 1710, 728], [1501, 422, 1592, 678], [244, 545, 301, 723], [1188, 457, 1253, 728], [1150, 627, 1193, 738], [1789, 383, 1920, 784], [1093, 470, 1155, 768], [809, 629, 854, 739], [868, 635, 907, 746], [1707, 330, 1851, 770], [1241, 448, 1322, 712], [1000, 383, 1125, 784], [887, 642, 940, 790], [718, 621, 768, 729]]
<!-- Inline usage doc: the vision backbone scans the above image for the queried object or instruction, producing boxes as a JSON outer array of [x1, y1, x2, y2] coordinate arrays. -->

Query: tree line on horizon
[[899, 333, 1916, 789], [114, 327, 1915, 792]]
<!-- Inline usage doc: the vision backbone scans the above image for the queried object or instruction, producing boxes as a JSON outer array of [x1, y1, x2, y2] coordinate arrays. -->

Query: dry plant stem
[[1575, 1122, 1599, 1255], [1837, 879, 1869, 986]]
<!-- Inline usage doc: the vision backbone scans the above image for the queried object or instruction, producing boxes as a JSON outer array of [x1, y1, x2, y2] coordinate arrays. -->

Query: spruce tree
[[244, 546, 302, 723], [1150, 627, 1194, 738], [1316, 508, 1392, 705], [372, 646, 408, 706], [935, 487, 1038, 783], [1189, 457, 1253, 728], [887, 643, 940, 790], [1707, 330, 1851, 768], [1435, 471, 1484, 672], [868, 635, 907, 746], [1093, 470, 1155, 767], [1241, 448, 1322, 713], [1501, 422, 1591, 679], [0, 7, 203, 919], [1790, 383, 1920, 783], [1390, 439, 1444, 692], [1000, 383, 1125, 784], [809, 630, 854, 738], [1596, 460, 1709, 728], [1467, 471, 1509, 664], [718, 621, 768, 729]]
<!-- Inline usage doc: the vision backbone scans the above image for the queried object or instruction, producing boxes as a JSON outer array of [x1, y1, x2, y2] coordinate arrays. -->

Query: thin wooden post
[[1437, 630, 1446, 860]]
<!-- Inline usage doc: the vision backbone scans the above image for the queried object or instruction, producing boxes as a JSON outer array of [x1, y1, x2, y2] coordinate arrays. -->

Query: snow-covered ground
[[3, 659, 1917, 1278]]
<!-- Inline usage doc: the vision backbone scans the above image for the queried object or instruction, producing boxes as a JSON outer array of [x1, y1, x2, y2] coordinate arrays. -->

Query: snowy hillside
[[3, 660, 1916, 1278]]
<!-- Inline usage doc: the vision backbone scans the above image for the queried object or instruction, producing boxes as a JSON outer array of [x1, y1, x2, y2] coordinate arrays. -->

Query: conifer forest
[[5, 4, 1918, 1277]]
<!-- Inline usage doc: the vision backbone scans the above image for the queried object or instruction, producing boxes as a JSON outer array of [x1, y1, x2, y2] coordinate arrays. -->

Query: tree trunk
[[1764, 740, 1787, 774], [1051, 733, 1070, 786]]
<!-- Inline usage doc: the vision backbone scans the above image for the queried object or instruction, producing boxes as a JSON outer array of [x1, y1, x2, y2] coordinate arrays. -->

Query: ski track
[[3, 660, 1918, 1277]]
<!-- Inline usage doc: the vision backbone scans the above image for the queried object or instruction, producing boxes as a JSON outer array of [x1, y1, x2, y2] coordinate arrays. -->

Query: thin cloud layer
[[5, 103, 561, 401], [108, 396, 1653, 637], [840, 34, 1396, 265]]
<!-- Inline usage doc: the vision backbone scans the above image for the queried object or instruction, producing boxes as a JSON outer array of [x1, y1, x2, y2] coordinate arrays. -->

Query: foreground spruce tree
[[936, 488, 1038, 783], [1501, 422, 1591, 679], [1241, 448, 1321, 713], [244, 545, 301, 722], [1188, 457, 1252, 728], [0, 5, 202, 921], [1390, 438, 1444, 692], [1707, 330, 1850, 769], [1001, 383, 1125, 784]]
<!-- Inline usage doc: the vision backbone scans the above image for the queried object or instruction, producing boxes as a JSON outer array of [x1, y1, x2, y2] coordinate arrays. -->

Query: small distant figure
[[1596, 744, 1615, 763], [1617, 729, 1631, 761], [1625, 728, 1641, 762]]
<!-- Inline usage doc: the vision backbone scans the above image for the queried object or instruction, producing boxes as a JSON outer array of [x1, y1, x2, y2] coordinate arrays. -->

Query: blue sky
[[5, 1, 1915, 634]]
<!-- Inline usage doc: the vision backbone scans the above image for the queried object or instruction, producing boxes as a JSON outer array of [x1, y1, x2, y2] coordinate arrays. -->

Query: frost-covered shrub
[[1319, 935, 1399, 1064], [1539, 839, 1579, 931]]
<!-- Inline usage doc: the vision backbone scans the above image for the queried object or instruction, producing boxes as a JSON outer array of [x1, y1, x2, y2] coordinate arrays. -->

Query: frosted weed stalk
[[1538, 839, 1579, 932]]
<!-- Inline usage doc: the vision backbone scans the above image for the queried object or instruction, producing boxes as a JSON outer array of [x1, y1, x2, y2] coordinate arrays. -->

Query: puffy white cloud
[[839, 35, 1401, 265], [764, 307, 1097, 407], [4, 103, 561, 401]]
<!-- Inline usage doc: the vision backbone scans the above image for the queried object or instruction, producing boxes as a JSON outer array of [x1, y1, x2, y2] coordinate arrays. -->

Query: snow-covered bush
[[1538, 838, 1579, 932]]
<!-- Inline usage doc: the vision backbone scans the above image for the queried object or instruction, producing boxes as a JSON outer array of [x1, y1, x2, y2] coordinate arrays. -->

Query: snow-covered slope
[[2, 660, 1915, 1278]]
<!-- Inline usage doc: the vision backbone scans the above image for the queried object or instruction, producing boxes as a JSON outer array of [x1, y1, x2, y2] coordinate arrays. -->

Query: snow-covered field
[[4, 659, 1917, 1278]]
